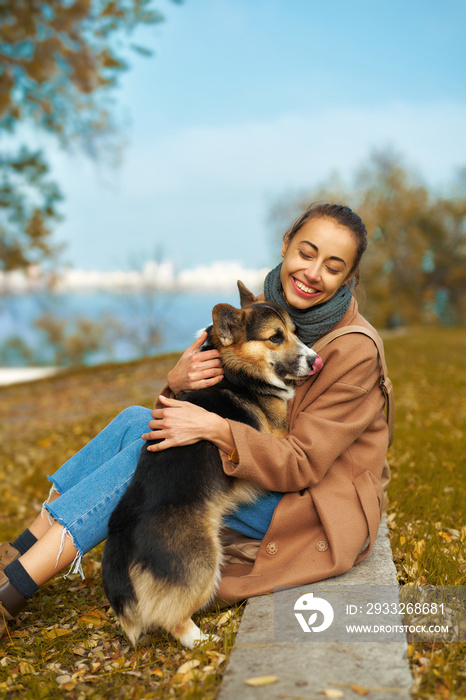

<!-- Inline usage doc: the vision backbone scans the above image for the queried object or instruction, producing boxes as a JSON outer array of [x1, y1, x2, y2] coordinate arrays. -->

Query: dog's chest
[[252, 395, 289, 437]]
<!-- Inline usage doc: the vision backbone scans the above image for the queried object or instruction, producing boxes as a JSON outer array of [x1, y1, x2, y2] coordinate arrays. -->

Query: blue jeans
[[44, 406, 151, 576], [43, 405, 281, 577]]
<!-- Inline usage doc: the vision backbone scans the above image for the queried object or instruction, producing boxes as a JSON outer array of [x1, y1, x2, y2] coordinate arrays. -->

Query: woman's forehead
[[290, 218, 358, 261]]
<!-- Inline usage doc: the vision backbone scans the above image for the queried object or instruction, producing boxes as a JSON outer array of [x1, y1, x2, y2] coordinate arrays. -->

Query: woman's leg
[[18, 521, 79, 586], [47, 406, 152, 496], [3, 406, 152, 560], [28, 490, 60, 540], [1, 407, 152, 635]]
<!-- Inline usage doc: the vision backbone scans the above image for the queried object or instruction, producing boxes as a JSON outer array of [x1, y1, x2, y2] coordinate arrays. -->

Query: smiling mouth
[[292, 277, 321, 296]]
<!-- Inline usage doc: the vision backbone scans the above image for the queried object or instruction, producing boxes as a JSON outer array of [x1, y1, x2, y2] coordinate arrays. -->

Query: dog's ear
[[212, 304, 243, 346], [237, 280, 257, 308]]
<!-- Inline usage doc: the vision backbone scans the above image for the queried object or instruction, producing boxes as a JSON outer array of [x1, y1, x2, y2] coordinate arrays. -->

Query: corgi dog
[[102, 282, 322, 648]]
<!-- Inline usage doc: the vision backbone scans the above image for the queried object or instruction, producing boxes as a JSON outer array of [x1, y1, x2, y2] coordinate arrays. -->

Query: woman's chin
[[285, 290, 323, 309]]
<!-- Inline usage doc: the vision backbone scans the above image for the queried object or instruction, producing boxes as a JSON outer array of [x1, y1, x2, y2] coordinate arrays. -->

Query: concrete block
[[218, 518, 413, 700]]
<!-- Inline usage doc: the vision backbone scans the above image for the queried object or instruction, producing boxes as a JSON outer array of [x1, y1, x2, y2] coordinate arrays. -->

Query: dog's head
[[206, 281, 323, 398]]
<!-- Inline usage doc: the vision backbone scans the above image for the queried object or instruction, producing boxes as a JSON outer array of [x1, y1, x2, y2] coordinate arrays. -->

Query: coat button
[[266, 541, 278, 555], [316, 540, 328, 552]]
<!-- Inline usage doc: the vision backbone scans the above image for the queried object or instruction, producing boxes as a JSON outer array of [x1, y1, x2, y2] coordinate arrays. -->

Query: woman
[[0, 202, 391, 635]]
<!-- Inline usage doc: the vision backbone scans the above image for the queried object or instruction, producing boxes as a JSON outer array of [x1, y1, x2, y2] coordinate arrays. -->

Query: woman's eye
[[299, 251, 312, 260], [326, 267, 340, 275]]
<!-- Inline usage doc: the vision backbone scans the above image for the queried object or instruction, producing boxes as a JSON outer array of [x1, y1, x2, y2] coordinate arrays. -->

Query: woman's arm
[[146, 335, 387, 493], [220, 336, 388, 492], [143, 394, 236, 456]]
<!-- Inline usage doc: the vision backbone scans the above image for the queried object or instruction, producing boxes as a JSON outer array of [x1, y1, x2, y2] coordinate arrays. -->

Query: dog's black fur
[[102, 282, 318, 648]]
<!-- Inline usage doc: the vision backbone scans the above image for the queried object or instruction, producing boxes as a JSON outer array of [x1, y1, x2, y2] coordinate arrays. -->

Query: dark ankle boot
[[0, 543, 20, 573], [0, 570, 27, 638]]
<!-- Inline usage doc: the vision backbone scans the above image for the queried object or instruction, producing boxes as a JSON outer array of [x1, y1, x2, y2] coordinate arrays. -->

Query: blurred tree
[[0, 147, 63, 271], [268, 149, 466, 328], [355, 151, 432, 327], [0, 0, 179, 271], [418, 180, 466, 326], [34, 311, 122, 365], [0, 334, 34, 365]]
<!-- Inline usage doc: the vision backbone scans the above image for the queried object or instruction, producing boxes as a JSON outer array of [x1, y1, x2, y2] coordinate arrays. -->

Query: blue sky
[[44, 0, 466, 272]]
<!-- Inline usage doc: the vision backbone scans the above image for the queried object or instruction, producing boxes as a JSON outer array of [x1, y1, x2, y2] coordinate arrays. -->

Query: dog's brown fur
[[102, 282, 319, 648]]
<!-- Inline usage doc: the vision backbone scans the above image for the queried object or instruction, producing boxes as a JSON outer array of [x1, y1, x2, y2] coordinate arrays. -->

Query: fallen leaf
[[56, 675, 72, 685], [41, 628, 73, 640], [9, 630, 29, 638], [438, 532, 453, 542], [18, 661, 35, 675], [446, 528, 461, 540], [82, 638, 98, 649], [176, 659, 200, 675], [202, 665, 216, 674], [216, 609, 234, 626], [323, 690, 344, 698], [181, 669, 203, 683], [245, 675, 278, 686], [349, 683, 370, 695], [77, 613, 103, 628], [72, 647, 87, 656]]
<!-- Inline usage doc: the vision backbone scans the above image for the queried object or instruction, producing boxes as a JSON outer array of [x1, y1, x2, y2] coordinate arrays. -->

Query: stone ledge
[[218, 518, 413, 700]]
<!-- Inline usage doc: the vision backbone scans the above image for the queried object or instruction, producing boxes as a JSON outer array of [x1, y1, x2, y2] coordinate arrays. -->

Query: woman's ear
[[281, 234, 290, 258], [342, 272, 355, 287]]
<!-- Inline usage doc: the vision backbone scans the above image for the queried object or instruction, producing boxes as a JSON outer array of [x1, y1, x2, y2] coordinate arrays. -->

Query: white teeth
[[294, 278, 319, 294]]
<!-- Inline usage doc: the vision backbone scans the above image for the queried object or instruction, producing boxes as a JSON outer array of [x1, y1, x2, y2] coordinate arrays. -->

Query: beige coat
[[217, 297, 389, 602], [159, 298, 390, 603]]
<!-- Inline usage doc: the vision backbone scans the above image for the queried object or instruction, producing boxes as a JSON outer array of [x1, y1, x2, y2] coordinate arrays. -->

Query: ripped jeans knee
[[41, 484, 85, 581]]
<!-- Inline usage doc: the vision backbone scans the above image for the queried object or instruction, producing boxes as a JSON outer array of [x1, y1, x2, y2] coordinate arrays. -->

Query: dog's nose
[[307, 354, 323, 376]]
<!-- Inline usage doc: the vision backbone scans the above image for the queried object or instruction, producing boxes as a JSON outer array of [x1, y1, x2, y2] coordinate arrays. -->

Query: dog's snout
[[307, 353, 323, 376]]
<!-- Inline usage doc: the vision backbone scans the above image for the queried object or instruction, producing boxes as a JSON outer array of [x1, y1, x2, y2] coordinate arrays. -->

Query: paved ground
[[218, 519, 413, 700]]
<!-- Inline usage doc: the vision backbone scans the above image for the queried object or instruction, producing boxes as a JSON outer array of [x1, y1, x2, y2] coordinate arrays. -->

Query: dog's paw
[[178, 622, 221, 649], [190, 630, 221, 648]]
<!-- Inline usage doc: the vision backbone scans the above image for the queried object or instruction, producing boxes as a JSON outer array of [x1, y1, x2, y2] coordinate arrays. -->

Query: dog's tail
[[102, 517, 138, 628]]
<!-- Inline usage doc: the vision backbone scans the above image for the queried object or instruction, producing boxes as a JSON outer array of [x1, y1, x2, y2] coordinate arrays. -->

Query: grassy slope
[[0, 328, 465, 698], [383, 328, 466, 699]]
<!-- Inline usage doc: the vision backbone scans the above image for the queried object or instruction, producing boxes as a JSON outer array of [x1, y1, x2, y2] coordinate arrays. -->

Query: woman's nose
[[304, 262, 321, 281]]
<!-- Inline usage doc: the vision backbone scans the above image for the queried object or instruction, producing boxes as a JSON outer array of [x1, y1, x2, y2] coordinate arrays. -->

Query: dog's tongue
[[308, 355, 323, 376]]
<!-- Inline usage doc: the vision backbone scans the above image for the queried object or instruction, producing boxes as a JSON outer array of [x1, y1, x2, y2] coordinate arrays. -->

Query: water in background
[[0, 289, 241, 366]]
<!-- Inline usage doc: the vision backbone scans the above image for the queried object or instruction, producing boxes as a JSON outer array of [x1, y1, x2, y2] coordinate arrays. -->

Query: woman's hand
[[166, 331, 223, 396], [142, 394, 236, 456]]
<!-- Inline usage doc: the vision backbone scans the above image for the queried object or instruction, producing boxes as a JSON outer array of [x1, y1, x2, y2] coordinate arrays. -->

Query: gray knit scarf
[[263, 262, 353, 347]]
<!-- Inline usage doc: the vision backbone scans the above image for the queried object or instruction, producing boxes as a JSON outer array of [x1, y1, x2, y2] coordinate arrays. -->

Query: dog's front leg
[[171, 617, 220, 648]]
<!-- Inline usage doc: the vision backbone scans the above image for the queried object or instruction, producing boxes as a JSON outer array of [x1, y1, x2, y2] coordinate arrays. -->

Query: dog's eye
[[268, 332, 283, 344]]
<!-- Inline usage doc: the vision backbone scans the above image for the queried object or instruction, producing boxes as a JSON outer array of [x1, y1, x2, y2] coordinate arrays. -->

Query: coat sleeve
[[220, 334, 387, 492]]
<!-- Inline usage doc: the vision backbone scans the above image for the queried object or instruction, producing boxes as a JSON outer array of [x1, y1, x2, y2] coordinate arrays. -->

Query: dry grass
[[0, 328, 465, 698], [383, 327, 466, 699], [0, 353, 244, 699]]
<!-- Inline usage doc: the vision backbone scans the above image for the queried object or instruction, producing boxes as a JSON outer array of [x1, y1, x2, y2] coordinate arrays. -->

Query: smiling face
[[280, 217, 358, 310]]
